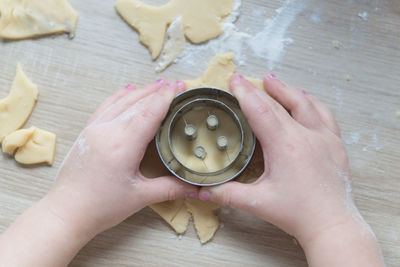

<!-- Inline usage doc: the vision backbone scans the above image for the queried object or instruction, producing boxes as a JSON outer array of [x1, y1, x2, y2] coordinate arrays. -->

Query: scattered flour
[[358, 11, 368, 21], [332, 40, 341, 49], [250, 199, 261, 207], [343, 132, 361, 145], [178, 0, 304, 70], [248, 0, 304, 69], [333, 85, 343, 110], [363, 132, 383, 152]]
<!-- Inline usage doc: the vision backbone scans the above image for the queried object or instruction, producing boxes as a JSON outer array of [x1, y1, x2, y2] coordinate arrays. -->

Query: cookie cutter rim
[[167, 98, 245, 176], [155, 87, 257, 187]]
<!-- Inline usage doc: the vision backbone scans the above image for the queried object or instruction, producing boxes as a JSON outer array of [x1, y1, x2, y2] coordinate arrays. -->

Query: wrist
[[299, 215, 384, 267], [0, 195, 96, 266]]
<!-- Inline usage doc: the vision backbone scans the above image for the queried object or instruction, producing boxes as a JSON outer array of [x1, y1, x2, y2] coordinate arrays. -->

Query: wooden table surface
[[1, 0, 399, 266]]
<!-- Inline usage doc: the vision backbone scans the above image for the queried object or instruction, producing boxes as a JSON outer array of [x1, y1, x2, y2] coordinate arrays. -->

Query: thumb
[[199, 181, 257, 212], [139, 176, 198, 205]]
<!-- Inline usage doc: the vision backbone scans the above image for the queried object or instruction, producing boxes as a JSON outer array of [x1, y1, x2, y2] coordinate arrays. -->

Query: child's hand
[[47, 80, 197, 236], [199, 74, 383, 266]]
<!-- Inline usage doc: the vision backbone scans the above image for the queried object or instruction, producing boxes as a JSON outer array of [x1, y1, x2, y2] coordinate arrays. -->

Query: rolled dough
[[115, 0, 234, 60], [0, 0, 78, 39], [0, 64, 38, 143], [140, 53, 264, 244]]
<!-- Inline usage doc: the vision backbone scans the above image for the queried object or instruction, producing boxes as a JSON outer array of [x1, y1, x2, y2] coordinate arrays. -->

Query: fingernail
[[125, 84, 134, 89], [157, 79, 165, 84], [199, 191, 211, 201], [301, 90, 307, 95], [267, 73, 277, 80], [177, 80, 184, 87], [167, 82, 174, 87], [187, 192, 196, 199]]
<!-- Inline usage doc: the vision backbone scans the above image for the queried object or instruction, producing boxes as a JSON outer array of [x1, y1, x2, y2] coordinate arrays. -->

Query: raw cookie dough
[[115, 0, 234, 59], [2, 126, 56, 165], [185, 199, 220, 243], [0, 64, 38, 142], [141, 53, 264, 244], [0, 0, 78, 39]]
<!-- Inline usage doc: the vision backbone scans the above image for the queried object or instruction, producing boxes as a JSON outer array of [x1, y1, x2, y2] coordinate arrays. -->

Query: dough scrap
[[0, 0, 78, 40], [185, 199, 220, 244], [2, 126, 56, 165], [150, 198, 191, 234], [115, 0, 234, 59], [141, 53, 264, 244], [184, 52, 264, 91], [0, 64, 38, 143]]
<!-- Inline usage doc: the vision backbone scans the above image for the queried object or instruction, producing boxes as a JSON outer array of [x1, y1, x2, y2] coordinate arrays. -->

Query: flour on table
[[179, 0, 304, 71], [155, 16, 185, 72], [358, 12, 368, 21]]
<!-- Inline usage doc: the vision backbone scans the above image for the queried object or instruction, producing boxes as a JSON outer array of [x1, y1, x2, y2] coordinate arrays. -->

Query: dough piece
[[1, 127, 35, 155], [185, 199, 219, 243], [0, 0, 78, 40], [0, 64, 38, 143], [155, 16, 185, 72], [141, 53, 264, 244], [115, 0, 234, 59], [150, 199, 191, 234], [2, 126, 56, 165], [185, 52, 264, 91]]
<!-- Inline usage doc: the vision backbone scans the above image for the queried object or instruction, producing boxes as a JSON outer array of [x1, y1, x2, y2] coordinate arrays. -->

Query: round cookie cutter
[[156, 87, 256, 186]]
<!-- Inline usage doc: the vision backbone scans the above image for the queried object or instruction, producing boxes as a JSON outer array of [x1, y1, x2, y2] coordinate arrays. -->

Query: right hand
[[199, 73, 356, 244]]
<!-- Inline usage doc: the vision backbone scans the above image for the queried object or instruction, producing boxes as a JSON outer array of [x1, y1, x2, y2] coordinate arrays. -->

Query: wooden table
[[1, 0, 399, 266]]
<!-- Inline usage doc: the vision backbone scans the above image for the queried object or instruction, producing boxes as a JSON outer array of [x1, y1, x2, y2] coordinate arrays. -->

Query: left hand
[[45, 80, 197, 237]]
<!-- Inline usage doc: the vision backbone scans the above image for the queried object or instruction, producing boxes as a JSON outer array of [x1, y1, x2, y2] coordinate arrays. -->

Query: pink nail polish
[[237, 74, 243, 79], [268, 73, 277, 80], [157, 79, 165, 84], [125, 84, 134, 89], [167, 82, 174, 87], [199, 192, 211, 201], [301, 90, 307, 95], [187, 192, 196, 199], [177, 80, 184, 86]]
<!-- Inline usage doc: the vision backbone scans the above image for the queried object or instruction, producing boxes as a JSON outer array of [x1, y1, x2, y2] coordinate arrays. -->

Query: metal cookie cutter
[[156, 87, 256, 186]]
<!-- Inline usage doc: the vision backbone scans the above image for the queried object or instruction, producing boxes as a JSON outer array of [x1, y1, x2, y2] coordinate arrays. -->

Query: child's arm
[[0, 80, 197, 266], [199, 74, 384, 266]]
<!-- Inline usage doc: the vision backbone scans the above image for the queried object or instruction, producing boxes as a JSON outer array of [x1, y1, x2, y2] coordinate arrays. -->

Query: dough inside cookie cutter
[[156, 87, 256, 186]]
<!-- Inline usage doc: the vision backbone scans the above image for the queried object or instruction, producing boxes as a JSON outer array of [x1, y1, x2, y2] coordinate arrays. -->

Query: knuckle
[[167, 187, 178, 201], [217, 189, 233, 207], [255, 102, 271, 117]]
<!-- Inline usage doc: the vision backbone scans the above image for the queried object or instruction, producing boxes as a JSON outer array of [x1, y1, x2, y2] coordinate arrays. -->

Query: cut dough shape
[[141, 53, 264, 244], [0, 0, 78, 40], [150, 198, 191, 234], [115, 0, 234, 59], [0, 64, 38, 143], [2, 126, 56, 165], [185, 199, 220, 244]]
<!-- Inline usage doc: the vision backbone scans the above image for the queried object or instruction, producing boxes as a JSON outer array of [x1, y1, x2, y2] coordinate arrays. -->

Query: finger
[[139, 175, 198, 205], [263, 73, 324, 130], [118, 82, 178, 159], [229, 74, 287, 150], [307, 94, 341, 136], [199, 181, 263, 213], [176, 80, 186, 94], [87, 85, 136, 125], [96, 80, 165, 123]]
